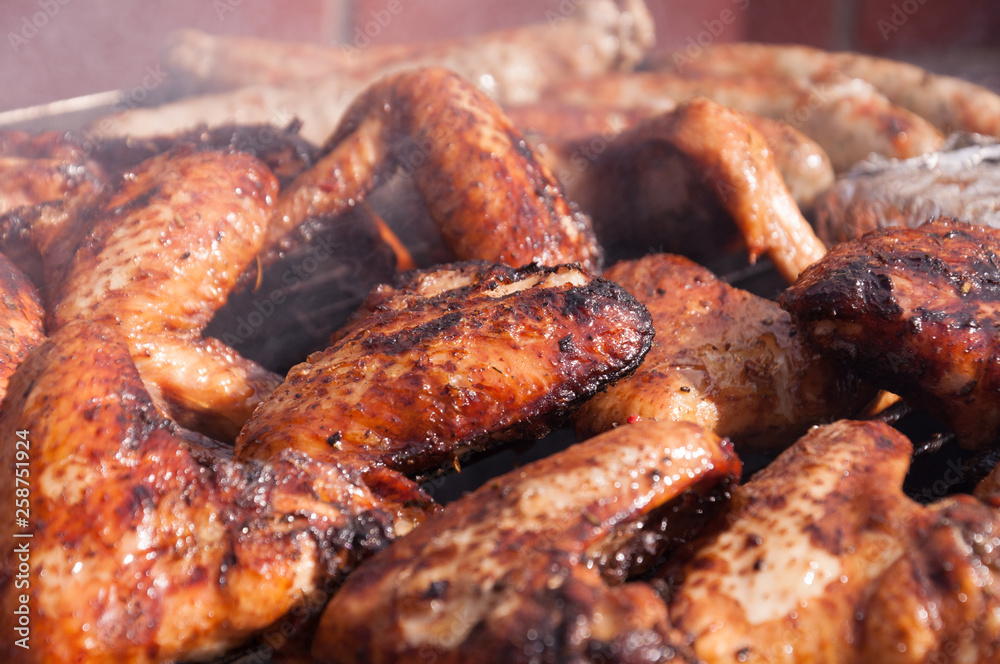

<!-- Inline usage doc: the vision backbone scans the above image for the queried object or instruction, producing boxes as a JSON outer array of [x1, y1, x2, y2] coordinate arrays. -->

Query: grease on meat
[[236, 261, 653, 479], [0, 321, 435, 663], [781, 219, 1000, 448], [266, 67, 602, 274], [574, 255, 874, 450], [26, 149, 282, 440], [0, 252, 44, 403], [313, 420, 740, 664], [671, 420, 1000, 663]]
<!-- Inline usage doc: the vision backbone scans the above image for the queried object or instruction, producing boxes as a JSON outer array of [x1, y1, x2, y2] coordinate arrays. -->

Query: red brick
[[856, 0, 1000, 53], [745, 0, 839, 49]]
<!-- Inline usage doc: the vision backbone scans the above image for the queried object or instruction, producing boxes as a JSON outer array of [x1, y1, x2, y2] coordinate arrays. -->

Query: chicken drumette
[[236, 261, 654, 479], [670, 420, 1000, 663], [574, 254, 874, 450], [313, 420, 740, 664]]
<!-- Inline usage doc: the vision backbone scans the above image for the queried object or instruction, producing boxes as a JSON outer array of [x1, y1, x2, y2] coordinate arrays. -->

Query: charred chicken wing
[[671, 419, 1000, 663], [266, 67, 602, 274], [8, 149, 283, 440], [314, 420, 741, 664], [781, 219, 1000, 448], [235, 261, 654, 478], [574, 255, 874, 450], [0, 321, 434, 663]]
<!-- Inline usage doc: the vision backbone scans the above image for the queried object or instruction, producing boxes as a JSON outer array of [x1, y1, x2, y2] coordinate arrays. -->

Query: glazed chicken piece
[[0, 252, 45, 403], [0, 321, 436, 664], [670, 419, 1000, 663], [813, 134, 1000, 243], [532, 97, 826, 282], [314, 420, 741, 664], [574, 255, 874, 450], [544, 70, 944, 172], [0, 129, 104, 215], [781, 218, 1000, 449], [4, 149, 282, 441], [505, 101, 835, 209], [263, 67, 602, 276], [667, 42, 1000, 138], [235, 261, 653, 477]]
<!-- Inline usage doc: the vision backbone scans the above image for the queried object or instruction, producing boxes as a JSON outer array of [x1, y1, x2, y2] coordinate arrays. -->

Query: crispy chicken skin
[[544, 71, 944, 172], [781, 219, 1000, 449], [265, 67, 602, 274], [544, 98, 825, 282], [505, 102, 835, 209], [670, 42, 1000, 138], [313, 420, 741, 664], [0, 130, 104, 216], [23, 149, 282, 441], [0, 321, 436, 664], [235, 261, 653, 477], [0, 252, 44, 403], [574, 255, 874, 450], [670, 420, 1000, 663]]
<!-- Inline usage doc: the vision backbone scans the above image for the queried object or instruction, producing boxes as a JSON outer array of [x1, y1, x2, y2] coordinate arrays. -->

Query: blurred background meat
[[2, 0, 998, 122]]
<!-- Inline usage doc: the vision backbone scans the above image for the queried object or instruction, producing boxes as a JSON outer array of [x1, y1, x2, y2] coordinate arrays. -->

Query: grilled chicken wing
[[265, 67, 601, 275], [0, 321, 434, 664], [781, 219, 1000, 449], [314, 420, 741, 664], [505, 101, 834, 209], [83, 122, 318, 187], [670, 419, 1000, 663], [544, 71, 944, 172], [235, 261, 653, 478], [669, 42, 1000, 138], [574, 255, 874, 450], [536, 98, 825, 282], [0, 130, 104, 215], [0, 252, 44, 403], [15, 149, 282, 441]]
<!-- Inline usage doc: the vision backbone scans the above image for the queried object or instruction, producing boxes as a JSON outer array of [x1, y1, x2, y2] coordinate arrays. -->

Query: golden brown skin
[[670, 42, 1000, 138], [314, 420, 741, 664], [265, 67, 602, 275], [0, 321, 434, 664], [671, 420, 1000, 663], [0, 131, 104, 216], [0, 252, 44, 403], [545, 98, 826, 282], [781, 219, 1000, 449], [505, 101, 835, 209], [544, 71, 944, 172], [37, 149, 282, 441], [236, 261, 653, 478], [574, 255, 874, 450]]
